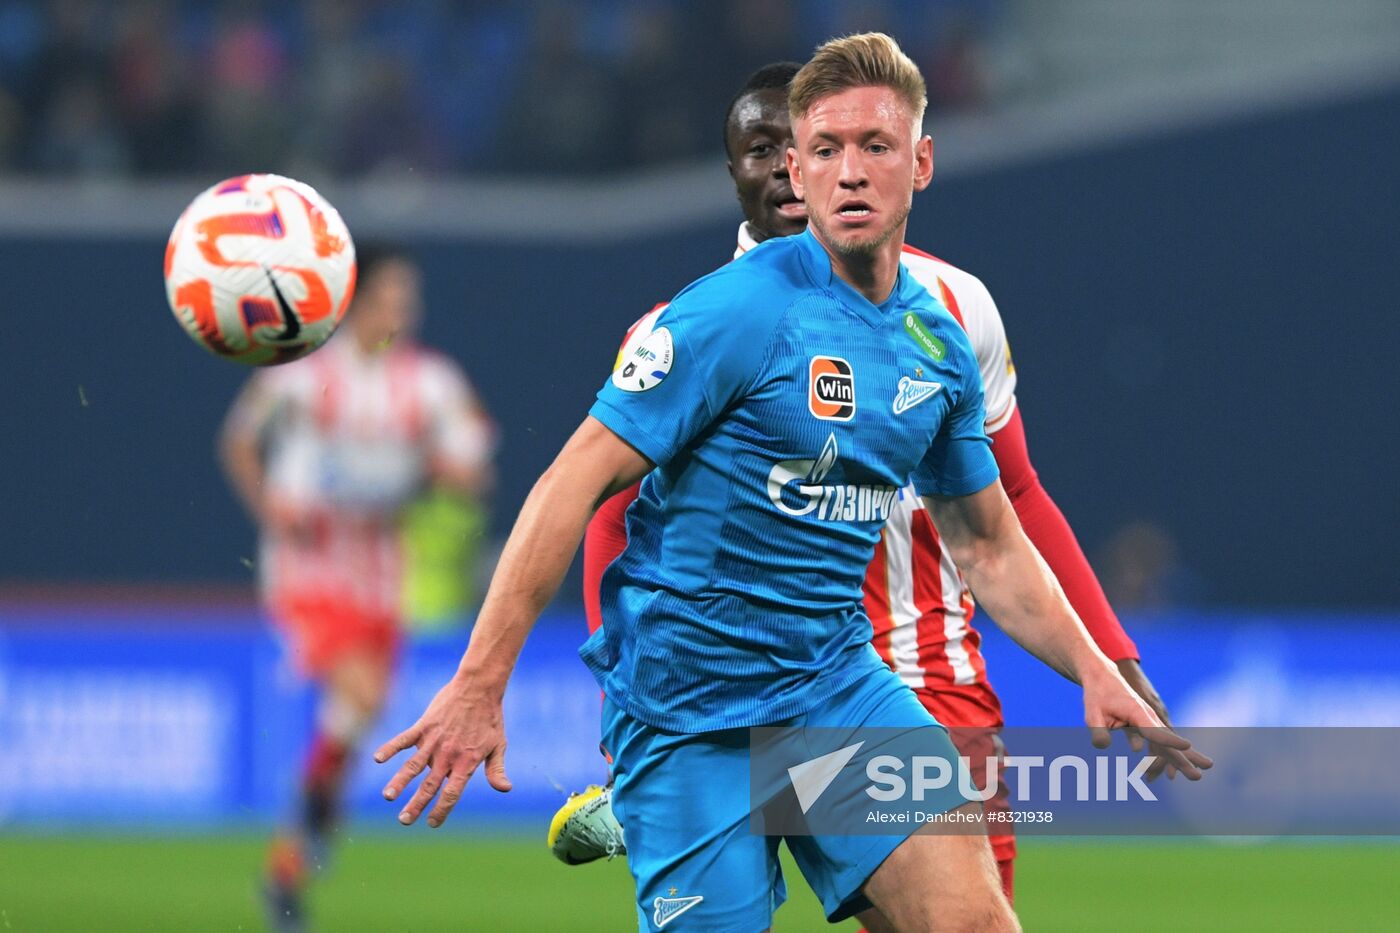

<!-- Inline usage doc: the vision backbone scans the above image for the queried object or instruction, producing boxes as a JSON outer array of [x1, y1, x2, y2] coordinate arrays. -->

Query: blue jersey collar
[[795, 228, 917, 327]]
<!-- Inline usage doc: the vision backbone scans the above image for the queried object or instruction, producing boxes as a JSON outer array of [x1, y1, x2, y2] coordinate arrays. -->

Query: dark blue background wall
[[4, 85, 1397, 608]]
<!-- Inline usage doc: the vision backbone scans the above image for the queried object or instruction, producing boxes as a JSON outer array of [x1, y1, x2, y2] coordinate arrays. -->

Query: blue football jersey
[[581, 229, 999, 732]]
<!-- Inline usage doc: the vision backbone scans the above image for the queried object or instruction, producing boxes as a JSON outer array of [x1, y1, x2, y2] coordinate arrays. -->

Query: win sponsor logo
[[767, 434, 899, 522], [809, 356, 855, 421]]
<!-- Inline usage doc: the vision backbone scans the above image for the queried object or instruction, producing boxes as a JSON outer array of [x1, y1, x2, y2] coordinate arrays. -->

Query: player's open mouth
[[836, 202, 873, 222], [775, 194, 806, 218]]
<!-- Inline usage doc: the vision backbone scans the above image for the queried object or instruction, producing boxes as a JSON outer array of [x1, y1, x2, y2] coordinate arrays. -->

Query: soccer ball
[[164, 173, 356, 366]]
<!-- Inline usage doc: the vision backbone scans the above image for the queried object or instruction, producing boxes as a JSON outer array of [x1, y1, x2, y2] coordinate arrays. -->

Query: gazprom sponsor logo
[[766, 433, 899, 522], [810, 484, 900, 522]]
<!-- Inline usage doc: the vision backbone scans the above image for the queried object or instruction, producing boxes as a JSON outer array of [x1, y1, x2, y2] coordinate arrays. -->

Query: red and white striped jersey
[[227, 334, 492, 621]]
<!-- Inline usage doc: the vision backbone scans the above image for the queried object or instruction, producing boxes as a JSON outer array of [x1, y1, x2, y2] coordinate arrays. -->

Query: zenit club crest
[[808, 356, 855, 421], [892, 376, 942, 415], [653, 894, 704, 928]]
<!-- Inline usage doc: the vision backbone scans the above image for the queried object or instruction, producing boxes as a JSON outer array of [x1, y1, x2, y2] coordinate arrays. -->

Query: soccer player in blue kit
[[377, 33, 1204, 932]]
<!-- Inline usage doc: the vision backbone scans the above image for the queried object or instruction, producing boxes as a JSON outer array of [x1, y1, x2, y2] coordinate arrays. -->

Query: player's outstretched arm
[[217, 377, 275, 527], [924, 482, 1211, 779], [375, 416, 652, 827]]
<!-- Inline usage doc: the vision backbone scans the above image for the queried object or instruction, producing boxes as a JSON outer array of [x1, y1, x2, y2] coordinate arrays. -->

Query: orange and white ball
[[164, 174, 356, 366]]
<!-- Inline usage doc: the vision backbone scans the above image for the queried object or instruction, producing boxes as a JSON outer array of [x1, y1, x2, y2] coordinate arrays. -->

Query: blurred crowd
[[0, 0, 1000, 179]]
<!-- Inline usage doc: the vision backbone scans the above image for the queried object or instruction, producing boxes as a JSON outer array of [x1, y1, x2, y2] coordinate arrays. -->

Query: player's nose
[[837, 147, 867, 188]]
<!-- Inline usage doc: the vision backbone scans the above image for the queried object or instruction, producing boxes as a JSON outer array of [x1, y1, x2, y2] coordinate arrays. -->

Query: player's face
[[351, 258, 422, 350], [789, 85, 933, 260], [726, 88, 807, 240]]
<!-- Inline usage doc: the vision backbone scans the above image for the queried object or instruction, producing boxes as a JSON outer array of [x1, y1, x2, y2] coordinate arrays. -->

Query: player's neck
[[817, 228, 905, 306]]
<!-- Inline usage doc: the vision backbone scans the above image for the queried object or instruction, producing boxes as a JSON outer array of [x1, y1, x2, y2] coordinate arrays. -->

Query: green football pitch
[[1, 834, 1395, 931]]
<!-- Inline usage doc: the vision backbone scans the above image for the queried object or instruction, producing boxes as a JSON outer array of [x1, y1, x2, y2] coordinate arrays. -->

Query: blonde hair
[[789, 32, 927, 131]]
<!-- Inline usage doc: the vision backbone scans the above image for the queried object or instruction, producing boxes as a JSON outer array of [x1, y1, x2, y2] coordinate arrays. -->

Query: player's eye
[[749, 144, 773, 157], [815, 147, 836, 158], [868, 144, 889, 155]]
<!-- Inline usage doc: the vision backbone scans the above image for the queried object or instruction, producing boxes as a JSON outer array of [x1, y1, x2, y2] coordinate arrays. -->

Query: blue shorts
[[602, 648, 965, 932]]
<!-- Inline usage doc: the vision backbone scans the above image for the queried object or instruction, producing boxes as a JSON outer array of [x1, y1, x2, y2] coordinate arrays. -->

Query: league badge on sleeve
[[612, 327, 674, 392]]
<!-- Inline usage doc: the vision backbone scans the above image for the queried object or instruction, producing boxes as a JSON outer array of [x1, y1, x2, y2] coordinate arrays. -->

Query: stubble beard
[[810, 199, 912, 261]]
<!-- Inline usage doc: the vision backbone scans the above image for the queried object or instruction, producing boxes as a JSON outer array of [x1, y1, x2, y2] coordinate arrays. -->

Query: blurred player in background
[[552, 60, 1180, 903], [219, 247, 495, 931]]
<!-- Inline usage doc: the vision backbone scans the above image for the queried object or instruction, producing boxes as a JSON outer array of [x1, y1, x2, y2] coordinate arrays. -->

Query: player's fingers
[[1126, 727, 1145, 754], [427, 772, 470, 828], [382, 747, 431, 802], [1147, 736, 1213, 781], [374, 724, 422, 764], [1144, 750, 1168, 782], [1183, 746, 1214, 772], [1162, 747, 1203, 781], [1136, 724, 1190, 750], [396, 766, 445, 826], [1089, 725, 1112, 749], [483, 744, 512, 793]]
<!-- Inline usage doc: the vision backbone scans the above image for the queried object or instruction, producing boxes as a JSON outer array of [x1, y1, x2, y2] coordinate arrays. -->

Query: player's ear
[[787, 147, 804, 198], [912, 135, 934, 192]]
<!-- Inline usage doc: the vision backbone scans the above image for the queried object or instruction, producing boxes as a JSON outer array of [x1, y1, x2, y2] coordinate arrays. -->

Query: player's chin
[[828, 230, 884, 257], [843, 217, 905, 253], [765, 209, 808, 239]]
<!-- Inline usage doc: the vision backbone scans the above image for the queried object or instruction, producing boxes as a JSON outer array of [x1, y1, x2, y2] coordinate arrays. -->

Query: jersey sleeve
[[422, 358, 495, 471], [589, 281, 771, 466], [581, 310, 665, 632], [910, 345, 1000, 498], [961, 277, 1018, 433]]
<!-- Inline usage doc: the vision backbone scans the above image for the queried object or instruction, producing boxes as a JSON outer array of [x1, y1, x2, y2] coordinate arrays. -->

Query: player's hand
[[1081, 662, 1212, 781], [373, 674, 513, 828], [1115, 658, 1187, 781]]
